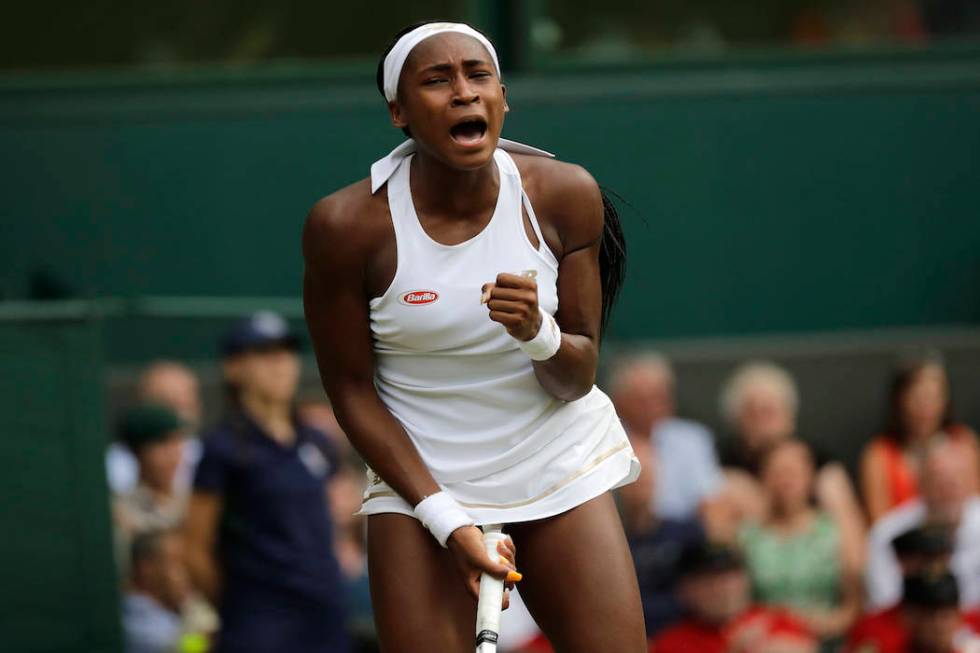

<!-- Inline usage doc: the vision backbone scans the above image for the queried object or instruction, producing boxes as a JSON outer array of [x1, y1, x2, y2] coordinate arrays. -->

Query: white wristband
[[413, 491, 474, 548], [518, 308, 562, 361]]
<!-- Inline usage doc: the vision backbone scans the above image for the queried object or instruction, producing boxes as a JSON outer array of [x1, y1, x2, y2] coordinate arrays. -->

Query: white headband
[[382, 22, 501, 102]]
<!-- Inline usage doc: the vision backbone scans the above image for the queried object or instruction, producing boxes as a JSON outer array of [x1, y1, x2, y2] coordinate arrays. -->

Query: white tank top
[[367, 148, 637, 520]]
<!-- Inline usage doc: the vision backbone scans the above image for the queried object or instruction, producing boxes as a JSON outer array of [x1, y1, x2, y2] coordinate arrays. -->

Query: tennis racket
[[475, 524, 507, 653]]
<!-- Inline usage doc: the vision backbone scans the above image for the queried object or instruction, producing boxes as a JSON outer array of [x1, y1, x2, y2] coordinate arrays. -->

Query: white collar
[[370, 138, 554, 194]]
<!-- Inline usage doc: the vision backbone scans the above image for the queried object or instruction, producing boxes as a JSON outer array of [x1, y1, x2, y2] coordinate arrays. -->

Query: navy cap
[[220, 311, 300, 358], [677, 541, 744, 577], [892, 525, 954, 558]]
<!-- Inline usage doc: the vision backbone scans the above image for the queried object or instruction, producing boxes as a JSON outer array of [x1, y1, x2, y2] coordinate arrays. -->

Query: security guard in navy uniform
[[185, 311, 350, 653]]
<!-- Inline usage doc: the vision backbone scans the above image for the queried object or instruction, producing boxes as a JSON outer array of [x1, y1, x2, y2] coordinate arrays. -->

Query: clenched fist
[[481, 272, 542, 341]]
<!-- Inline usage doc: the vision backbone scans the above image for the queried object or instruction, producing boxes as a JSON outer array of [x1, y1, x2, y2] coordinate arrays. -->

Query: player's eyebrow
[[419, 59, 491, 73]]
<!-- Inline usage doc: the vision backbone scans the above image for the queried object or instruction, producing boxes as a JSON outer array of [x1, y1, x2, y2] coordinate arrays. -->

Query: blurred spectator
[[738, 440, 862, 643], [122, 529, 205, 653], [847, 571, 980, 653], [866, 439, 980, 610], [609, 353, 726, 529], [114, 404, 190, 551], [849, 526, 960, 652], [718, 361, 866, 566], [297, 396, 353, 462], [108, 361, 204, 495], [650, 541, 818, 653], [328, 463, 373, 651], [860, 358, 980, 523], [893, 524, 957, 580], [618, 434, 705, 637], [184, 312, 349, 653]]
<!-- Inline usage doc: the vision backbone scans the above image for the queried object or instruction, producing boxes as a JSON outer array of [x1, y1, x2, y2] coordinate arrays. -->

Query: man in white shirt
[[866, 439, 980, 610], [609, 353, 724, 523]]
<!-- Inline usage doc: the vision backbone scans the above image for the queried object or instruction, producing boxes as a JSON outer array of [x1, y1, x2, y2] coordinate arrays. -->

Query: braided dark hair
[[377, 22, 628, 336], [597, 189, 627, 335]]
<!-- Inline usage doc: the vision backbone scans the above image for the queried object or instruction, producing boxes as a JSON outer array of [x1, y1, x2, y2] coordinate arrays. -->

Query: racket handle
[[475, 524, 506, 653]]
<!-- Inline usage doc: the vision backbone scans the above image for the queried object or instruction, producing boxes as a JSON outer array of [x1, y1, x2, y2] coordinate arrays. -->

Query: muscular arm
[[304, 191, 513, 597], [302, 192, 440, 507], [487, 162, 606, 401]]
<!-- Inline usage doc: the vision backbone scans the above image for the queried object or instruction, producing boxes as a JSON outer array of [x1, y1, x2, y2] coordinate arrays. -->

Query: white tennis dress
[[360, 146, 639, 525]]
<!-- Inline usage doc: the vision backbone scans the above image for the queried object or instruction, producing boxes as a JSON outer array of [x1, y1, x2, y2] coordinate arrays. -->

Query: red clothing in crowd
[[966, 609, 980, 634], [845, 606, 905, 653], [650, 606, 814, 653], [847, 606, 980, 653], [519, 634, 554, 653]]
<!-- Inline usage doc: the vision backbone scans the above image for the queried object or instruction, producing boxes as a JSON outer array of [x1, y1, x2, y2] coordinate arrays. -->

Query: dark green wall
[[0, 314, 121, 653], [3, 47, 980, 359]]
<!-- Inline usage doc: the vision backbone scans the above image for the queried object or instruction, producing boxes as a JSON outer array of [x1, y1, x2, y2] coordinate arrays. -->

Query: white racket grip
[[475, 525, 506, 653]]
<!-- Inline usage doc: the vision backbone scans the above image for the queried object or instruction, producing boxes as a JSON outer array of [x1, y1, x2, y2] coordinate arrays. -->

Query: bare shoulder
[[302, 177, 391, 262], [511, 154, 603, 249], [511, 154, 601, 212]]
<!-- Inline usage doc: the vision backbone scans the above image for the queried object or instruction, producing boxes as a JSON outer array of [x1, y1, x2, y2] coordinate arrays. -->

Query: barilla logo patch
[[400, 290, 439, 305]]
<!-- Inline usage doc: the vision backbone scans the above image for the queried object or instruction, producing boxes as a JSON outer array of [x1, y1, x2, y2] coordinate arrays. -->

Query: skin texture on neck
[[408, 149, 500, 241]]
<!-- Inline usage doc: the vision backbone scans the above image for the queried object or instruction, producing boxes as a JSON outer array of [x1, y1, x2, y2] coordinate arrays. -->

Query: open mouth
[[449, 118, 488, 146]]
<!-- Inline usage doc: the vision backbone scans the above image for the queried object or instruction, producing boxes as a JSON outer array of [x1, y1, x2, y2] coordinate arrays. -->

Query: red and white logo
[[400, 290, 439, 306]]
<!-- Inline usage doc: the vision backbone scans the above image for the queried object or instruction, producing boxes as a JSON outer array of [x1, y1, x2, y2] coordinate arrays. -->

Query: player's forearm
[[531, 331, 597, 401], [329, 384, 440, 506]]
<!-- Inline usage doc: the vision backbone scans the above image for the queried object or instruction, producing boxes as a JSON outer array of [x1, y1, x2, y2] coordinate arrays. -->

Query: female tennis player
[[302, 21, 645, 652]]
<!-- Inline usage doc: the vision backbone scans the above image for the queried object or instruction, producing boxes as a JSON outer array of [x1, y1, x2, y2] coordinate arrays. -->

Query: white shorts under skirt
[[357, 408, 640, 526]]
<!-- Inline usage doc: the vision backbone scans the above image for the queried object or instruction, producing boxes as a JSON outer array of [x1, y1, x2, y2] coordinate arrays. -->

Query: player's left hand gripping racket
[[475, 524, 507, 653]]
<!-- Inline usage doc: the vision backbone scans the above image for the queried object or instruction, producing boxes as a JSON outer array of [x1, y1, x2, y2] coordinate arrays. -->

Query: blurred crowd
[[614, 353, 980, 653], [105, 311, 980, 653], [107, 312, 373, 653]]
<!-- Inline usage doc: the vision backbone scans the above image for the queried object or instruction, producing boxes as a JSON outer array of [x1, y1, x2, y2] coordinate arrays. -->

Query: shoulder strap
[[500, 151, 558, 268], [521, 191, 548, 252], [384, 154, 413, 235]]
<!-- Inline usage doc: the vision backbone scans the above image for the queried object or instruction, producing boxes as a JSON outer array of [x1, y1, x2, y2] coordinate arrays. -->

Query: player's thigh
[[367, 513, 475, 653], [510, 493, 647, 653]]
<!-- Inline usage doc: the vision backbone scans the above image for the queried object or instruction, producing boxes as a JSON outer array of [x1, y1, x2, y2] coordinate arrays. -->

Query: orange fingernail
[[506, 570, 523, 583]]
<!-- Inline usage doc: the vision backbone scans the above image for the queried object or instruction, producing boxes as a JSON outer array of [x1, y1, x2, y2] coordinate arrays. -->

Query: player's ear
[[389, 101, 409, 130], [502, 84, 509, 113]]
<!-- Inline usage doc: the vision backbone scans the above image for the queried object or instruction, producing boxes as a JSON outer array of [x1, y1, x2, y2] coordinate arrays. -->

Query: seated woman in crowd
[[717, 361, 866, 566], [739, 440, 862, 644], [860, 357, 979, 524]]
